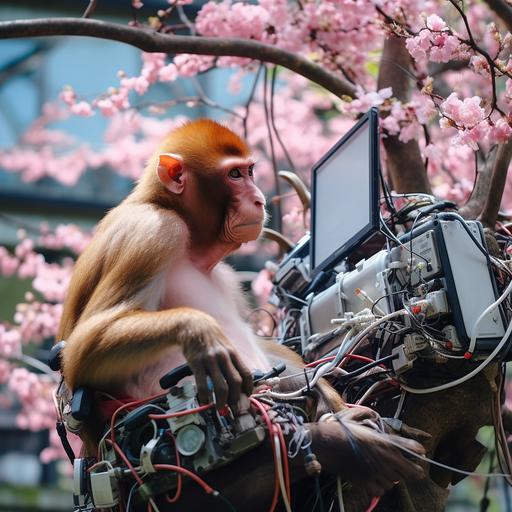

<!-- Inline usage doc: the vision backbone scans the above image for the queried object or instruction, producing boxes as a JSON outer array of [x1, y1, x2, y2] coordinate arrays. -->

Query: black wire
[[314, 474, 326, 512], [337, 353, 398, 383], [379, 225, 432, 271], [379, 167, 397, 220], [215, 492, 238, 512]]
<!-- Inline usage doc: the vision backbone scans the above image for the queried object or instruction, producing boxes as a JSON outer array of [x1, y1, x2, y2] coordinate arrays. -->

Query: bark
[[377, 36, 431, 194], [0, 18, 356, 100], [459, 147, 496, 220], [483, 0, 512, 33], [480, 139, 512, 228]]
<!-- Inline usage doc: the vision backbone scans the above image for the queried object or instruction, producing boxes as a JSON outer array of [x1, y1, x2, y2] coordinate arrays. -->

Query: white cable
[[149, 497, 161, 512], [336, 477, 345, 512], [265, 311, 405, 400], [356, 379, 394, 405], [274, 434, 292, 512], [394, 391, 406, 419], [468, 278, 512, 353], [386, 437, 512, 478], [401, 317, 512, 394]]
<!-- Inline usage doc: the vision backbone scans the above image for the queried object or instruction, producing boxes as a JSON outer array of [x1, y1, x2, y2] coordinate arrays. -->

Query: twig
[[270, 67, 295, 171], [263, 65, 282, 232], [447, 0, 505, 116], [82, 0, 98, 19], [242, 64, 263, 139], [190, 77, 244, 119]]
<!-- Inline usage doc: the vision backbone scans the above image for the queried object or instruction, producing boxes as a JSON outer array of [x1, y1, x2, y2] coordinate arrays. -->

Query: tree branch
[[377, 36, 431, 194], [480, 139, 512, 228], [483, 0, 512, 33], [459, 147, 496, 221], [0, 18, 356, 99]]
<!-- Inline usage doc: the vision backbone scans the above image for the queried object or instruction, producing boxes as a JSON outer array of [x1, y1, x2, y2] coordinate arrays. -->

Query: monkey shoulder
[[98, 202, 189, 264], [73, 203, 190, 315]]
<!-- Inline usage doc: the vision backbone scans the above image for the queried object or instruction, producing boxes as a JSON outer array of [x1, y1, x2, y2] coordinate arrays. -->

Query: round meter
[[176, 424, 205, 456]]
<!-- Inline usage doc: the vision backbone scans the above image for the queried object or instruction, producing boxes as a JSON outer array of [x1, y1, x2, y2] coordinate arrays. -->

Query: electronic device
[[271, 108, 512, 382], [310, 107, 380, 277], [71, 379, 266, 511]]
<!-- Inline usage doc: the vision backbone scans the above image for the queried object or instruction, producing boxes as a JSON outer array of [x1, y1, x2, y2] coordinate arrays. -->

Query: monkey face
[[219, 157, 266, 245]]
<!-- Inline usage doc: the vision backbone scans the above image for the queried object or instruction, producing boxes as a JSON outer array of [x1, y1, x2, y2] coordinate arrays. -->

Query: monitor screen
[[310, 108, 380, 275]]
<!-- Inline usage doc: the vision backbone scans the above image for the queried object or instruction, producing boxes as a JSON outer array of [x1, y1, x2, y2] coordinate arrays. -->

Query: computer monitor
[[310, 108, 380, 276]]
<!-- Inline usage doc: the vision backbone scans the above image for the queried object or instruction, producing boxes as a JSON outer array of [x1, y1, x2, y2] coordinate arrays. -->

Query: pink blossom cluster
[[8, 368, 56, 431], [0, 105, 184, 185], [440, 93, 512, 148], [39, 224, 93, 255], [405, 15, 468, 64], [196, 0, 382, 84], [0, 325, 21, 358], [14, 301, 63, 343]]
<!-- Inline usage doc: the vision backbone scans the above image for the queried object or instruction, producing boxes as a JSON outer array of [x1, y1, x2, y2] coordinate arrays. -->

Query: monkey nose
[[254, 198, 265, 208]]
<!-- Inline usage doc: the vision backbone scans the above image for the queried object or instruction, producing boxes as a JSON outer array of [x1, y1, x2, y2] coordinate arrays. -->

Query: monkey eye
[[248, 164, 255, 177], [229, 168, 243, 179]]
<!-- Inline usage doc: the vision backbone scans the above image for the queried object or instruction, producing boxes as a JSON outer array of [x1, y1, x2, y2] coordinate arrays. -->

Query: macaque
[[59, 119, 270, 408], [58, 119, 426, 501]]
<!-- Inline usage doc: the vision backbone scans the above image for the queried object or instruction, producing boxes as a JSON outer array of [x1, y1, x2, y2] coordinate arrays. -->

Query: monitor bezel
[[310, 107, 380, 277]]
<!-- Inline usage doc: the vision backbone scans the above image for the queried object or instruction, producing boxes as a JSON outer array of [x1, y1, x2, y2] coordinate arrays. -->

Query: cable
[[393, 391, 406, 419], [336, 477, 345, 512], [153, 464, 216, 494], [337, 354, 398, 384], [385, 437, 512, 479], [401, 316, 512, 394], [165, 433, 183, 504], [148, 403, 214, 420], [274, 434, 292, 512], [125, 483, 137, 512], [249, 397, 283, 512]]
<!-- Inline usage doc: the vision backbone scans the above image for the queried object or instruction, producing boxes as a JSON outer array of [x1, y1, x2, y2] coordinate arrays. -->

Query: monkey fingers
[[188, 347, 250, 409], [187, 360, 211, 406], [218, 355, 245, 411], [226, 350, 253, 397]]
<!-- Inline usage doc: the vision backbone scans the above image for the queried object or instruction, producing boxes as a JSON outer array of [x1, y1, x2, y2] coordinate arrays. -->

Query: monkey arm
[[62, 306, 217, 390]]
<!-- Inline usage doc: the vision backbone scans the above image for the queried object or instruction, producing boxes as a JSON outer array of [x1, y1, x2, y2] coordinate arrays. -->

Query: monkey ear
[[157, 153, 185, 194]]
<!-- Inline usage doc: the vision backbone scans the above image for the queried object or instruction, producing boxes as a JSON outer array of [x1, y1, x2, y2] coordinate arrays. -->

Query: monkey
[[59, 119, 268, 410], [57, 119, 426, 503]]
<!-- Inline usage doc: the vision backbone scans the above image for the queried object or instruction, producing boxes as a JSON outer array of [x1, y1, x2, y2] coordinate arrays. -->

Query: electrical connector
[[392, 345, 416, 375], [403, 334, 428, 356], [90, 469, 120, 508]]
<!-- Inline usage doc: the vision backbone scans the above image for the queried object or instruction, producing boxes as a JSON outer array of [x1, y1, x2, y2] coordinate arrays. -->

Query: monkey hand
[[180, 317, 253, 410], [319, 407, 426, 498]]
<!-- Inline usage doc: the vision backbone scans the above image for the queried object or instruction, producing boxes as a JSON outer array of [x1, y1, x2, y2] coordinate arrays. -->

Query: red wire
[[305, 356, 335, 368], [366, 496, 381, 512], [109, 440, 144, 486], [339, 354, 377, 368], [148, 403, 215, 420], [250, 397, 281, 512], [165, 433, 183, 504], [153, 464, 215, 494], [275, 422, 291, 500], [109, 392, 168, 458], [305, 353, 378, 369]]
